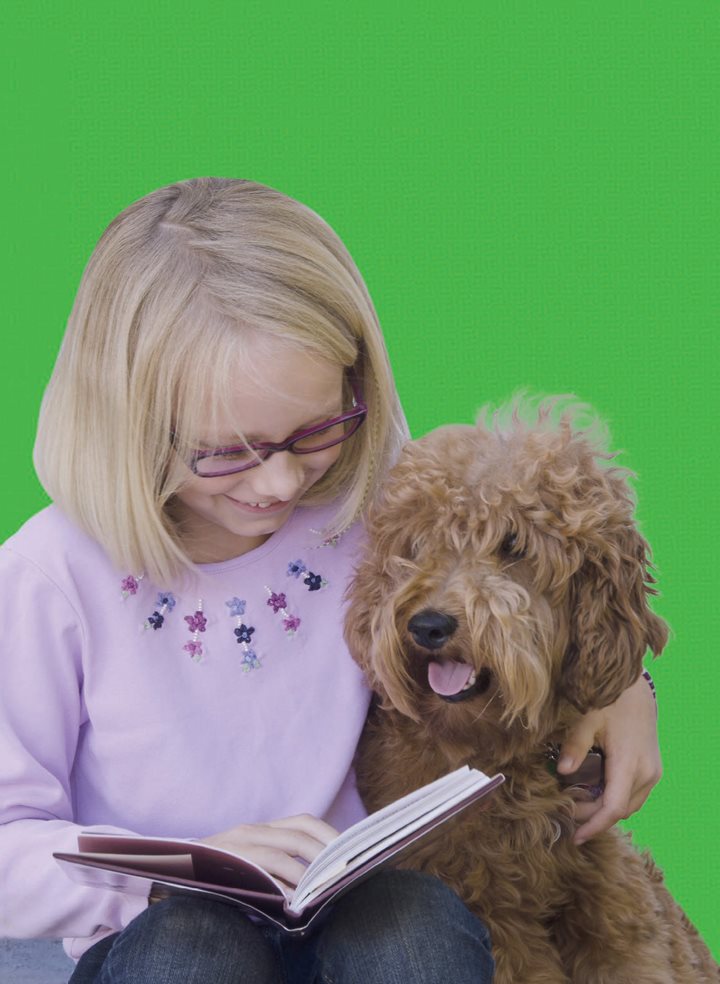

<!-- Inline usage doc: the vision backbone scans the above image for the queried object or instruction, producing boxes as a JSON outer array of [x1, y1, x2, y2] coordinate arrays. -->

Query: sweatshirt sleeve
[[0, 546, 147, 946]]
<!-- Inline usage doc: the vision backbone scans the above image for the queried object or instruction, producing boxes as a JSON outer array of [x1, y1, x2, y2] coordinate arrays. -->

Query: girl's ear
[[561, 521, 668, 713]]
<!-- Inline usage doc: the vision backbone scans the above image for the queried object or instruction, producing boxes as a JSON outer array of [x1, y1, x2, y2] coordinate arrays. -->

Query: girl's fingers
[[239, 847, 311, 888], [560, 672, 662, 845], [209, 825, 328, 865], [572, 777, 654, 825], [556, 717, 598, 775], [200, 813, 341, 886], [266, 813, 339, 845], [572, 765, 657, 844]]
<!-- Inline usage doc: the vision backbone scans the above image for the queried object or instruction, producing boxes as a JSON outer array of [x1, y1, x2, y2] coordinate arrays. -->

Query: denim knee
[[91, 896, 280, 984], [313, 869, 494, 984]]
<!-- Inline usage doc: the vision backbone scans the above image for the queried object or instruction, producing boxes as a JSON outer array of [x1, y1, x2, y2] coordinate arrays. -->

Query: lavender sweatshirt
[[0, 503, 370, 959]]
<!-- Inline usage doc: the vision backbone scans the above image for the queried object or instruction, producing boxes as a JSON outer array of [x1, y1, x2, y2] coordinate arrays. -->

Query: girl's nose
[[240, 451, 305, 502]]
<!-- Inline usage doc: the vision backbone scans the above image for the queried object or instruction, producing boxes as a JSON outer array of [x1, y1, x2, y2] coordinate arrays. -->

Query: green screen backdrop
[[2, 1, 718, 955]]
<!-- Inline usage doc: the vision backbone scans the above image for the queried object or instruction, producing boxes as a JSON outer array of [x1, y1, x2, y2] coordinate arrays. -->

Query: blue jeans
[[68, 870, 494, 983]]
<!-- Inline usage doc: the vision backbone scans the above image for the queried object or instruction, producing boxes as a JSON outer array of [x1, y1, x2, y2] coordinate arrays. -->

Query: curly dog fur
[[346, 401, 718, 983]]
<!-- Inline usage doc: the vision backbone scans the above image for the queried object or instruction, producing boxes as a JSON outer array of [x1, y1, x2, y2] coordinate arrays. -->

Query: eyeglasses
[[182, 377, 368, 477]]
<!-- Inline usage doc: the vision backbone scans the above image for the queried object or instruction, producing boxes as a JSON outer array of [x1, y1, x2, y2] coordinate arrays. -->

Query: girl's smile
[[223, 495, 293, 514]]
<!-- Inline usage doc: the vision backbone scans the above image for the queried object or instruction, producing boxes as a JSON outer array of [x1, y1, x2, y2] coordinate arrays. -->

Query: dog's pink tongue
[[428, 660, 473, 696]]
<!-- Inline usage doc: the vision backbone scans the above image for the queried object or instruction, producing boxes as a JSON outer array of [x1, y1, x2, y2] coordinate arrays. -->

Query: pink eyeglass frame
[[184, 374, 368, 477]]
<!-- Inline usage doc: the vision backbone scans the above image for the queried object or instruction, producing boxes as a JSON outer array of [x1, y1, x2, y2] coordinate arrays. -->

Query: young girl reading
[[0, 178, 660, 983]]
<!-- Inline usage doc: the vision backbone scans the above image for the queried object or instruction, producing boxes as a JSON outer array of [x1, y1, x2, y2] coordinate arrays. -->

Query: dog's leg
[[553, 833, 718, 983], [484, 912, 571, 984], [638, 853, 719, 982], [386, 807, 574, 984]]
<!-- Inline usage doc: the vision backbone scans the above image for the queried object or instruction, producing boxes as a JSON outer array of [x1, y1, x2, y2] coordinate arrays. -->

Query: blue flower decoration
[[240, 648, 261, 672], [226, 597, 246, 617], [234, 624, 256, 644], [287, 560, 307, 578], [156, 592, 176, 611]]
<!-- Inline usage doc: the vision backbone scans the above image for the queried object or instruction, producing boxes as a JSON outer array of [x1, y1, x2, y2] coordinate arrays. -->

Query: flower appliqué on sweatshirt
[[226, 597, 261, 672], [142, 592, 176, 632], [286, 559, 328, 592], [182, 601, 207, 662], [265, 589, 301, 637], [120, 574, 144, 599]]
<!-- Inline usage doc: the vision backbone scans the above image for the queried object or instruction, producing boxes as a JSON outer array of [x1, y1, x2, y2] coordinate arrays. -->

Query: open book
[[54, 766, 503, 935]]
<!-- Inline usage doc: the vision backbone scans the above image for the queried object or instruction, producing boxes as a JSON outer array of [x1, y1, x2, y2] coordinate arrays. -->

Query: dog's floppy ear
[[562, 518, 668, 714], [344, 559, 376, 682]]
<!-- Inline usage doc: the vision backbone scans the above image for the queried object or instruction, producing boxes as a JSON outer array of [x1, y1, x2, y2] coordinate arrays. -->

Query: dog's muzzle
[[407, 609, 493, 703]]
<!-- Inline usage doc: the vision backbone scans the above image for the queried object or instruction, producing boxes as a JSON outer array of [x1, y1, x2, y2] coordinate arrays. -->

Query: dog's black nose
[[407, 610, 458, 650]]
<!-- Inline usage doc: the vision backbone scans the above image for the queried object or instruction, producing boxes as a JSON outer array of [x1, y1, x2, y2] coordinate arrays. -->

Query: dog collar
[[545, 743, 605, 801]]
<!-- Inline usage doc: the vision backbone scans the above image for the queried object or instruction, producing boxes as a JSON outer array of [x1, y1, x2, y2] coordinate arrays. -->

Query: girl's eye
[[194, 447, 257, 475], [500, 531, 526, 559], [217, 449, 254, 462], [292, 420, 346, 451]]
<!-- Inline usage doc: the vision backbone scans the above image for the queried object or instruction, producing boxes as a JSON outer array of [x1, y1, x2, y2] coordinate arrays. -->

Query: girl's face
[[171, 342, 345, 563]]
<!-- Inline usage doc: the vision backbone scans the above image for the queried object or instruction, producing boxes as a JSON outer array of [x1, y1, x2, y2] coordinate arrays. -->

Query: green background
[[2, 1, 717, 955]]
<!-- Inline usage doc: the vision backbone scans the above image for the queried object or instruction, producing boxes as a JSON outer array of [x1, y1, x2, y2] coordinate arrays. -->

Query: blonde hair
[[34, 178, 408, 584]]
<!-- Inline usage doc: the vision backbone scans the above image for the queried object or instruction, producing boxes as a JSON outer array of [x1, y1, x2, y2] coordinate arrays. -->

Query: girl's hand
[[557, 672, 661, 845], [200, 814, 339, 890]]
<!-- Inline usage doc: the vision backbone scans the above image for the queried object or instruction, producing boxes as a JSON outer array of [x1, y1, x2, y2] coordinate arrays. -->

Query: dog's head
[[345, 401, 667, 753]]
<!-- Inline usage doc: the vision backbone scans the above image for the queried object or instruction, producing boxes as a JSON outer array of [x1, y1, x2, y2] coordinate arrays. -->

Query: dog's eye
[[500, 532, 526, 559]]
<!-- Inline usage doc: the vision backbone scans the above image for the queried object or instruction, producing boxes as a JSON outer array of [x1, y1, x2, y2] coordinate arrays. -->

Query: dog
[[345, 401, 718, 983]]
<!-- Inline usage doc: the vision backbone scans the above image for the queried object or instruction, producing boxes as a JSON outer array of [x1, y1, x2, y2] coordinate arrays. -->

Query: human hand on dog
[[558, 672, 661, 845], [201, 814, 339, 891]]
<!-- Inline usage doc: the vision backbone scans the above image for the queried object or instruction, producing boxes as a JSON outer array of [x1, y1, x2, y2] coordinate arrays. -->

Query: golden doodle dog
[[345, 402, 718, 983]]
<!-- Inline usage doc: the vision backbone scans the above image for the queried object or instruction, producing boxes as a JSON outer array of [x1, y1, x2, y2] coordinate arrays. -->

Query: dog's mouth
[[427, 659, 493, 703]]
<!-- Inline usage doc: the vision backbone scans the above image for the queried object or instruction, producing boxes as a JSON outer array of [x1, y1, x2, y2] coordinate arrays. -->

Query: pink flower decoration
[[121, 575, 139, 596], [267, 592, 287, 613], [183, 640, 204, 660], [283, 614, 301, 633], [184, 611, 207, 633]]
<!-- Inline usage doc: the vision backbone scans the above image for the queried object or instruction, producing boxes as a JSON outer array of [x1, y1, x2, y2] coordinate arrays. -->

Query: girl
[[0, 178, 660, 983]]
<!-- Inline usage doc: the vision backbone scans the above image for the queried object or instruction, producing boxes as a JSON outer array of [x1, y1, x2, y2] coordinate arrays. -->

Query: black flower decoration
[[234, 624, 256, 644], [304, 572, 323, 592], [147, 611, 165, 630]]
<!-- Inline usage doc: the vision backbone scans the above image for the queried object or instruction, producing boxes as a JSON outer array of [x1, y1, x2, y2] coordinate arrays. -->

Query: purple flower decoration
[[183, 640, 204, 660], [304, 572, 323, 592], [287, 560, 307, 579], [157, 592, 176, 611], [267, 592, 287, 613], [226, 597, 246, 617], [184, 610, 207, 633], [121, 575, 139, 597], [283, 614, 301, 634], [234, 624, 255, 645], [147, 611, 164, 630]]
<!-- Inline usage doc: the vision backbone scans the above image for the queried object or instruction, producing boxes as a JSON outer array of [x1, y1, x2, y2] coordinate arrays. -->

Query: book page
[[291, 766, 491, 909], [294, 777, 491, 908], [294, 768, 473, 890]]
